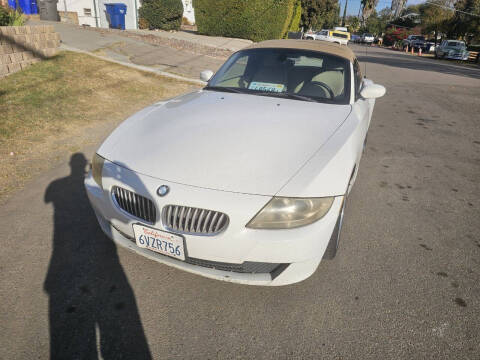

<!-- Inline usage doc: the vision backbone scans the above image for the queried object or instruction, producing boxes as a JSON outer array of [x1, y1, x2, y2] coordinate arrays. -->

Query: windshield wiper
[[256, 91, 318, 103], [204, 86, 244, 94]]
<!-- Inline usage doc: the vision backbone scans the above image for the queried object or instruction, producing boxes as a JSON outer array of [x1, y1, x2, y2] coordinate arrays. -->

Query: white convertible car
[[85, 40, 385, 286]]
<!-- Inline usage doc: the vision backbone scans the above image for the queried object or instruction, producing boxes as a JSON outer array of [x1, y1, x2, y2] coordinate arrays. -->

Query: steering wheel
[[310, 81, 335, 99]]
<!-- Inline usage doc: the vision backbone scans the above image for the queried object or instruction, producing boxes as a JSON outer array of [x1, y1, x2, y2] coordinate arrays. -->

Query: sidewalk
[[25, 20, 251, 80], [131, 29, 253, 52]]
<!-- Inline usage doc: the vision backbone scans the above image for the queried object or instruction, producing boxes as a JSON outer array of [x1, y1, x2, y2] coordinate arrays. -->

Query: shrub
[[139, 0, 183, 31], [0, 6, 25, 26], [288, 0, 302, 34], [0, 6, 9, 26], [383, 27, 412, 46], [193, 0, 300, 42]]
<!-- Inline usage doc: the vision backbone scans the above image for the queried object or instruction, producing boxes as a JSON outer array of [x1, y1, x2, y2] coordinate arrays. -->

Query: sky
[[339, 0, 427, 16]]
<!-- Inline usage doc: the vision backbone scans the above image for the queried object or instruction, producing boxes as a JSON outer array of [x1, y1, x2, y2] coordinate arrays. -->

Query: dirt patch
[[0, 51, 199, 203]]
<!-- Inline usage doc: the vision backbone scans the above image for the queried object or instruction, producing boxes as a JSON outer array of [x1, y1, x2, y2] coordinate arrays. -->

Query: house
[[56, 0, 139, 29], [55, 0, 194, 30]]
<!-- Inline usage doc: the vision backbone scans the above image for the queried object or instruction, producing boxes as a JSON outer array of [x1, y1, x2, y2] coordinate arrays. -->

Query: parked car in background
[[351, 34, 362, 43], [362, 33, 374, 44], [435, 40, 470, 60], [425, 40, 437, 53], [85, 40, 385, 286], [402, 35, 426, 51], [304, 29, 331, 41], [305, 29, 349, 46], [330, 29, 350, 45]]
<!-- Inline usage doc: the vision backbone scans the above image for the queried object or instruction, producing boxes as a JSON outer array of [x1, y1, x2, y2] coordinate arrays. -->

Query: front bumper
[[445, 53, 468, 60], [85, 160, 343, 286]]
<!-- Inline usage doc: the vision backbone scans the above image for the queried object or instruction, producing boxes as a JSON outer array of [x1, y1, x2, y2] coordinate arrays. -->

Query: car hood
[[98, 90, 351, 196]]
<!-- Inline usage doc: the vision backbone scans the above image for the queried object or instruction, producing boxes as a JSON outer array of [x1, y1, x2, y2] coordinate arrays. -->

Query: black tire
[[322, 196, 346, 260]]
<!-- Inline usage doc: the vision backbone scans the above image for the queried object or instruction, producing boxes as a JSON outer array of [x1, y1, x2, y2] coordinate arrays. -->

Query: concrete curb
[[60, 44, 207, 86]]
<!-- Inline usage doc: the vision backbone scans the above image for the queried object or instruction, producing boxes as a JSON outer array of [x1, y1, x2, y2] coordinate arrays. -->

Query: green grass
[[0, 51, 195, 143], [0, 51, 198, 200]]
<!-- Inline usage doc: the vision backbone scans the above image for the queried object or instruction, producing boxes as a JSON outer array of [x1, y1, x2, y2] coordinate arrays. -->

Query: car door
[[438, 41, 446, 56]]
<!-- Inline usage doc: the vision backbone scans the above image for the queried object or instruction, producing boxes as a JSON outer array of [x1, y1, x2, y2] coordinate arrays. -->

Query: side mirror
[[200, 70, 214, 82], [360, 83, 386, 99]]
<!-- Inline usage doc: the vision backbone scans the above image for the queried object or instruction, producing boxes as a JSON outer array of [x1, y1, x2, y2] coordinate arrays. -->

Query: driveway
[[27, 20, 227, 79], [1, 45, 479, 359]]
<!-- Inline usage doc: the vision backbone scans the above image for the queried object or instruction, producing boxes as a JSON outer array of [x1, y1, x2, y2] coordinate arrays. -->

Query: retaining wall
[[0, 25, 60, 77]]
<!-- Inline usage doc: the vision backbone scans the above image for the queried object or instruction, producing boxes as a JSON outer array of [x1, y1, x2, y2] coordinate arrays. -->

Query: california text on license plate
[[132, 224, 185, 260]]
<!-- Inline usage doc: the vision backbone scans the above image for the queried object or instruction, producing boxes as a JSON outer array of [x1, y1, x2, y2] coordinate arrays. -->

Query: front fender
[[276, 112, 363, 198]]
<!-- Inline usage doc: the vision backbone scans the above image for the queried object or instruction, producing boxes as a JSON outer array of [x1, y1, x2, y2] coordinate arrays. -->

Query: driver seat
[[310, 60, 345, 97]]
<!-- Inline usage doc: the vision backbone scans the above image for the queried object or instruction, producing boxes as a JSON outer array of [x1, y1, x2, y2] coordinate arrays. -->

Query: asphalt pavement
[[1, 44, 479, 359]]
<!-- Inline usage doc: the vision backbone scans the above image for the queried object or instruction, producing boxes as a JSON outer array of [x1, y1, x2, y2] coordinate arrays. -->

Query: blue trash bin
[[7, 0, 17, 10], [105, 3, 127, 30], [30, 0, 38, 14], [8, 0, 38, 14]]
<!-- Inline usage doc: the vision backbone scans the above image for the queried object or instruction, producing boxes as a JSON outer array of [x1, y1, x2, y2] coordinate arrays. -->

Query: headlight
[[246, 196, 334, 229], [92, 153, 105, 188]]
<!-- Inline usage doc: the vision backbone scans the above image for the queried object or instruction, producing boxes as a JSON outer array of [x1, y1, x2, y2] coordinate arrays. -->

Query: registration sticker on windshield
[[248, 82, 284, 93]]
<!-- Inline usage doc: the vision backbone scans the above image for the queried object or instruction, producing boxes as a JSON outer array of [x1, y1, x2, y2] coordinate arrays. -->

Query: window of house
[[84, 8, 92, 16]]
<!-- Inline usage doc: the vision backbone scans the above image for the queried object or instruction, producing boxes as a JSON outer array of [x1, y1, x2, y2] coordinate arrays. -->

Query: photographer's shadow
[[44, 153, 151, 359]]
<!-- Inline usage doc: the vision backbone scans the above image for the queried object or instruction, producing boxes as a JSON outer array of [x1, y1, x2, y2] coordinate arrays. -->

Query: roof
[[247, 39, 356, 62]]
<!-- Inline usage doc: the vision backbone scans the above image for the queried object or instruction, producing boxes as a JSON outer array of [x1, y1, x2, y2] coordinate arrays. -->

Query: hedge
[[139, 0, 183, 31], [193, 0, 301, 42]]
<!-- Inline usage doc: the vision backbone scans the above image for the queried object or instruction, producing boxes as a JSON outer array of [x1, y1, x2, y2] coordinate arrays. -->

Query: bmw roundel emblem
[[157, 185, 170, 197]]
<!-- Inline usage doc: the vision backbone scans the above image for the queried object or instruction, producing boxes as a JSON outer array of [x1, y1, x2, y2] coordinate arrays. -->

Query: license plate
[[132, 224, 185, 260]]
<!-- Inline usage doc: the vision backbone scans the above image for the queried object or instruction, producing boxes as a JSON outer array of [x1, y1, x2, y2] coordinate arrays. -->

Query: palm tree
[[361, 0, 378, 23]]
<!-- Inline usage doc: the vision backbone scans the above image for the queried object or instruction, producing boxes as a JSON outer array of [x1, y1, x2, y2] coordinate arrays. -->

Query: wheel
[[322, 195, 346, 260]]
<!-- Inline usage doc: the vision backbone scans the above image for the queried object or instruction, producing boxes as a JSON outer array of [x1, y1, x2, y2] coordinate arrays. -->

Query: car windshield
[[412, 36, 425, 40], [205, 48, 350, 104]]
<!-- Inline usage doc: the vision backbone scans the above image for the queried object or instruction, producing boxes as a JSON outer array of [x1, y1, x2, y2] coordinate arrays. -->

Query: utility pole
[[342, 0, 348, 27]]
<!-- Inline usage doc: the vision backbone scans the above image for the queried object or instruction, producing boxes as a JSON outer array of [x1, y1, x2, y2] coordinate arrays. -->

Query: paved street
[[1, 45, 479, 359]]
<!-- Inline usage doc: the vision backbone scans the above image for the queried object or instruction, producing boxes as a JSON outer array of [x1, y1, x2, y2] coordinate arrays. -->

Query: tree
[[346, 15, 360, 32], [358, 8, 389, 35], [361, 0, 378, 22], [419, 0, 454, 45], [300, 0, 340, 30], [449, 0, 480, 42], [391, 0, 406, 18]]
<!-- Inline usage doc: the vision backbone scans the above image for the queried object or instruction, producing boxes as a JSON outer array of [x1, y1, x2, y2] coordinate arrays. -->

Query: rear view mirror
[[360, 84, 386, 99], [200, 70, 214, 82]]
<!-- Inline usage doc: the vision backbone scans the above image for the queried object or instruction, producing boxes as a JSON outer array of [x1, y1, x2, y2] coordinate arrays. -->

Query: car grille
[[112, 186, 156, 223], [162, 205, 229, 235], [185, 257, 287, 275]]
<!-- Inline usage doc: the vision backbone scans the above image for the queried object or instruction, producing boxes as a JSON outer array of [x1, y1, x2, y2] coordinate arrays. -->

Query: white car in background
[[305, 29, 331, 41], [85, 40, 385, 286], [306, 29, 349, 46], [362, 33, 375, 44]]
